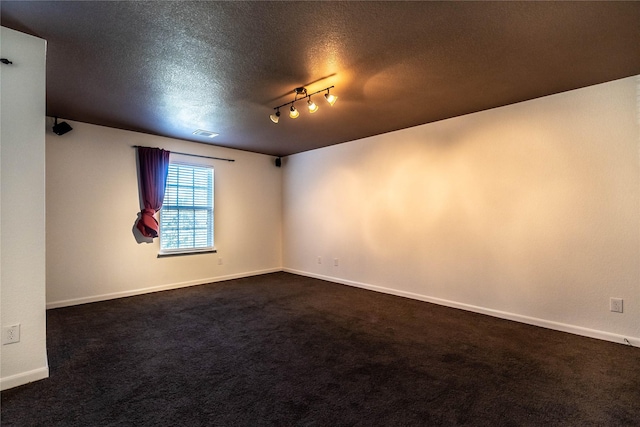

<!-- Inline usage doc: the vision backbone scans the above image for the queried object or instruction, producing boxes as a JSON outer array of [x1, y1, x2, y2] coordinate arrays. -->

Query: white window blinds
[[160, 163, 214, 254]]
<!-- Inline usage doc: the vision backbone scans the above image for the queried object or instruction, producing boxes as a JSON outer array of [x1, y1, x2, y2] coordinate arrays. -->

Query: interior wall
[[0, 27, 49, 390], [283, 76, 640, 344], [46, 121, 282, 308]]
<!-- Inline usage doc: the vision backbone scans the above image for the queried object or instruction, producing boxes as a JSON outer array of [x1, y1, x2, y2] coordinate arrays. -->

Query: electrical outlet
[[218, 258, 223, 265], [334, 258, 339, 267], [610, 298, 623, 313], [317, 256, 322, 264], [2, 324, 20, 345]]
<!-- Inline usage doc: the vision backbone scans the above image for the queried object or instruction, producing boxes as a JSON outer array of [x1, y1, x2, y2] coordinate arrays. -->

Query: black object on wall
[[52, 117, 73, 135], [275, 157, 282, 167]]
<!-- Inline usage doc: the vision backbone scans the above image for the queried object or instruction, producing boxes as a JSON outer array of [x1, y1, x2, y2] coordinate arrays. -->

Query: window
[[159, 163, 214, 255]]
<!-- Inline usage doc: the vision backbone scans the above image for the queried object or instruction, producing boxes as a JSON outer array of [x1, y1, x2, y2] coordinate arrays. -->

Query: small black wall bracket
[[0, 58, 13, 65]]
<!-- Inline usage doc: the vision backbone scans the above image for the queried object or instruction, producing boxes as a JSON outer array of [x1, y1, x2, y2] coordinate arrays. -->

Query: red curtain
[[136, 147, 170, 238]]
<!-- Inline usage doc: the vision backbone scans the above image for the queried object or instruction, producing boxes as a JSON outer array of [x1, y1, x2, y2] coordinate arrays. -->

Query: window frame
[[158, 161, 215, 256]]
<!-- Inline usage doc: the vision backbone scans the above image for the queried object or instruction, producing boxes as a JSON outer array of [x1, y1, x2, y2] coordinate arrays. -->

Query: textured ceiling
[[2, 1, 640, 156]]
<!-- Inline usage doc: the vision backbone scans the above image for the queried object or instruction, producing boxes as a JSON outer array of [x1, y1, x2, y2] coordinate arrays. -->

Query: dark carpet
[[2, 272, 639, 426]]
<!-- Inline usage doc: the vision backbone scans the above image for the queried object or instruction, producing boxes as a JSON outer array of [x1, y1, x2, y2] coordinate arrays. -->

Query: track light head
[[325, 90, 338, 106], [289, 105, 299, 119], [52, 117, 73, 135], [307, 98, 318, 113], [270, 109, 281, 124]]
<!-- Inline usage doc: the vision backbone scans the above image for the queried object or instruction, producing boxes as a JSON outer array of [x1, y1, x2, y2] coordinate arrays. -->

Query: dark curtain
[[136, 147, 171, 238]]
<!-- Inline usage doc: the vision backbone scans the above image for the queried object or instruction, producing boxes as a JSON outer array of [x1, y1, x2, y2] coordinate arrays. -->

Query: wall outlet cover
[[610, 298, 623, 313], [2, 324, 21, 345]]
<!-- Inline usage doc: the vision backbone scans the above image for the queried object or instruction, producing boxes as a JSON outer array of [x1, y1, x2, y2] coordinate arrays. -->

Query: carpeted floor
[[1, 272, 639, 426]]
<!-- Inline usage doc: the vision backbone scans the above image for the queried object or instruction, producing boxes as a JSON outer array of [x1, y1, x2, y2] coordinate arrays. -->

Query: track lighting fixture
[[270, 109, 281, 123], [325, 89, 338, 106], [270, 85, 337, 123], [307, 98, 318, 113]]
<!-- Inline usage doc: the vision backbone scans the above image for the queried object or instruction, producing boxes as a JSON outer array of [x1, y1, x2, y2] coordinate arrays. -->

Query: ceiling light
[[270, 109, 281, 123], [307, 98, 318, 113], [324, 89, 338, 106], [270, 85, 337, 124]]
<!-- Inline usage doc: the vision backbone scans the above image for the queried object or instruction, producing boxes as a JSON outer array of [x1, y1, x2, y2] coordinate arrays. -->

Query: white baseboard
[[46, 267, 282, 309], [1, 365, 49, 391], [284, 268, 640, 347]]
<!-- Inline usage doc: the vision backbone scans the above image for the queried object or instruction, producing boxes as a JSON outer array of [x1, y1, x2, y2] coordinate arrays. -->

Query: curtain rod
[[132, 145, 235, 162]]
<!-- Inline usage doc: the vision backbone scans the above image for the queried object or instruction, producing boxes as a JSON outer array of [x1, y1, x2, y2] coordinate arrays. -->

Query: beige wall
[[1, 27, 49, 390], [46, 121, 282, 307], [35, 68, 640, 377], [283, 76, 640, 344]]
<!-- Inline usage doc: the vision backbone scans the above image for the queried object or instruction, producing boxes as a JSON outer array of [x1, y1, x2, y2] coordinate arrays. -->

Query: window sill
[[157, 249, 217, 258]]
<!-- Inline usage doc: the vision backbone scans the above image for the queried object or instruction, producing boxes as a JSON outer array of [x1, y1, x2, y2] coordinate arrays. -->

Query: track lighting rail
[[270, 85, 337, 123]]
